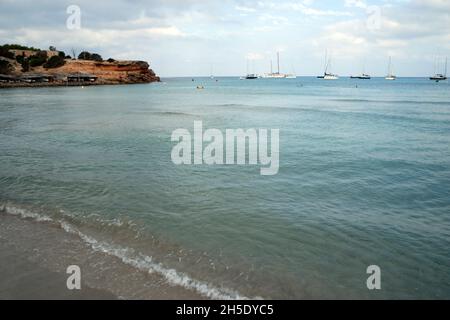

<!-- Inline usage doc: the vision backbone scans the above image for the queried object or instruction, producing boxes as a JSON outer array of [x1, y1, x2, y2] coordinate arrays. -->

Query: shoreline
[[0, 239, 118, 300], [0, 80, 159, 89], [0, 208, 206, 299], [0, 204, 232, 300]]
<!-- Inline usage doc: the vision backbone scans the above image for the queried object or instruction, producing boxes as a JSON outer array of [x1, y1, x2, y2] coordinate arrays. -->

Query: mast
[[444, 57, 447, 76], [433, 56, 437, 75], [277, 51, 280, 74], [388, 56, 392, 75], [270, 59, 273, 74]]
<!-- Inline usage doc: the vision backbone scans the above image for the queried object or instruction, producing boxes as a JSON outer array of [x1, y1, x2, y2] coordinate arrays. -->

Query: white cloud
[[246, 52, 265, 60], [235, 5, 257, 13], [344, 0, 368, 9]]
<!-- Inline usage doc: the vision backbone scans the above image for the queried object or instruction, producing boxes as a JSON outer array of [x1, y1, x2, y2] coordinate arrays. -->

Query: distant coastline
[[0, 44, 160, 88]]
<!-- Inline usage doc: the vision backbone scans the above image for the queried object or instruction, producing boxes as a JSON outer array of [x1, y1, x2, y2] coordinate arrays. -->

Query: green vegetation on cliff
[[78, 51, 103, 62], [43, 55, 66, 69], [1, 44, 40, 51], [0, 60, 13, 74]]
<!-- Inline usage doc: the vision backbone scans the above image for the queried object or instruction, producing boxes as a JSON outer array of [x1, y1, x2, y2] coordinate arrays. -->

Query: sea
[[0, 77, 449, 299]]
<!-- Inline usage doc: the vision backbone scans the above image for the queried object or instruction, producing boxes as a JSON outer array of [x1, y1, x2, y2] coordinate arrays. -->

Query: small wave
[[153, 111, 196, 116], [1, 204, 53, 222], [0, 203, 251, 300], [215, 103, 252, 108], [332, 98, 450, 105]]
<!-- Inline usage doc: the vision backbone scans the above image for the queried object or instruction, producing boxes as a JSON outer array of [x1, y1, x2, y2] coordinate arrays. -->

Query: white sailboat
[[318, 50, 338, 80], [262, 52, 295, 78], [285, 63, 297, 79], [210, 65, 214, 79], [385, 56, 396, 80]]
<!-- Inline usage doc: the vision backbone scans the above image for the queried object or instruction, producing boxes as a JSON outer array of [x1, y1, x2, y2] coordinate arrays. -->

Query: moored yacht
[[385, 56, 396, 80], [318, 51, 339, 80], [244, 74, 258, 79], [323, 73, 339, 80], [262, 52, 296, 78], [351, 74, 371, 79], [430, 74, 447, 81], [430, 57, 447, 82]]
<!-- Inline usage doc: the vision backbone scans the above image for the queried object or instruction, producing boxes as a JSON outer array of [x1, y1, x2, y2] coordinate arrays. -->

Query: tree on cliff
[[29, 50, 48, 67], [15, 53, 30, 72], [0, 46, 15, 59], [21, 58, 30, 72], [43, 55, 66, 69], [2, 44, 39, 51], [0, 60, 13, 74], [78, 51, 103, 62]]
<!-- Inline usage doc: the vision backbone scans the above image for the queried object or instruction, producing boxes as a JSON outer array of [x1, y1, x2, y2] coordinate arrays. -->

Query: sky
[[0, 0, 449, 77]]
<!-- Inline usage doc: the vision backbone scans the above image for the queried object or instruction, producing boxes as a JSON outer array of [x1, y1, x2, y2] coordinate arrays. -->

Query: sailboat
[[351, 60, 371, 79], [242, 59, 258, 80], [245, 74, 258, 79], [350, 74, 370, 79], [430, 57, 447, 81], [262, 52, 295, 78], [210, 65, 214, 79], [385, 56, 396, 80], [318, 51, 338, 80], [285, 63, 297, 79]]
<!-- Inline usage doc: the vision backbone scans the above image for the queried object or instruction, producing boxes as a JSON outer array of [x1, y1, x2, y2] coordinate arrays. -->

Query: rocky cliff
[[1, 47, 160, 87], [34, 59, 160, 84]]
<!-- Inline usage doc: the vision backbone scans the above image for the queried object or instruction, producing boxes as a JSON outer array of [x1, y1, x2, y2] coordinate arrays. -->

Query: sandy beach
[[0, 210, 204, 300]]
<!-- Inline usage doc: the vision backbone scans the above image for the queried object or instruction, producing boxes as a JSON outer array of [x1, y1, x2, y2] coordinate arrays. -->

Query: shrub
[[58, 51, 66, 58], [16, 54, 25, 64], [29, 50, 48, 67], [91, 53, 103, 62], [107, 58, 115, 63], [0, 46, 15, 59], [0, 60, 13, 74], [2, 44, 39, 51], [78, 51, 103, 62], [78, 51, 91, 60], [21, 59, 30, 72], [43, 55, 66, 68]]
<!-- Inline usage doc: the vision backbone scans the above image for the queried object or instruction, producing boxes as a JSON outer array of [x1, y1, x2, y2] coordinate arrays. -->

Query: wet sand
[[0, 241, 116, 299], [0, 212, 203, 300]]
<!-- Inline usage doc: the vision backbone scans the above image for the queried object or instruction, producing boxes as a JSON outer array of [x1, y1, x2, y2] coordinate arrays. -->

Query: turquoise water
[[1, 77, 449, 299]]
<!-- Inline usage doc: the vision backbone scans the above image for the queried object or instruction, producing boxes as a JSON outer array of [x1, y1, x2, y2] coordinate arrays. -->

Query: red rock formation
[[35, 59, 160, 84]]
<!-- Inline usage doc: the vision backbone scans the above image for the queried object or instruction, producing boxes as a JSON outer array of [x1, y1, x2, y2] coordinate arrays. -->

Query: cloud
[[344, 0, 368, 9], [0, 0, 449, 76], [246, 52, 265, 60], [256, 1, 352, 17], [235, 5, 257, 13]]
